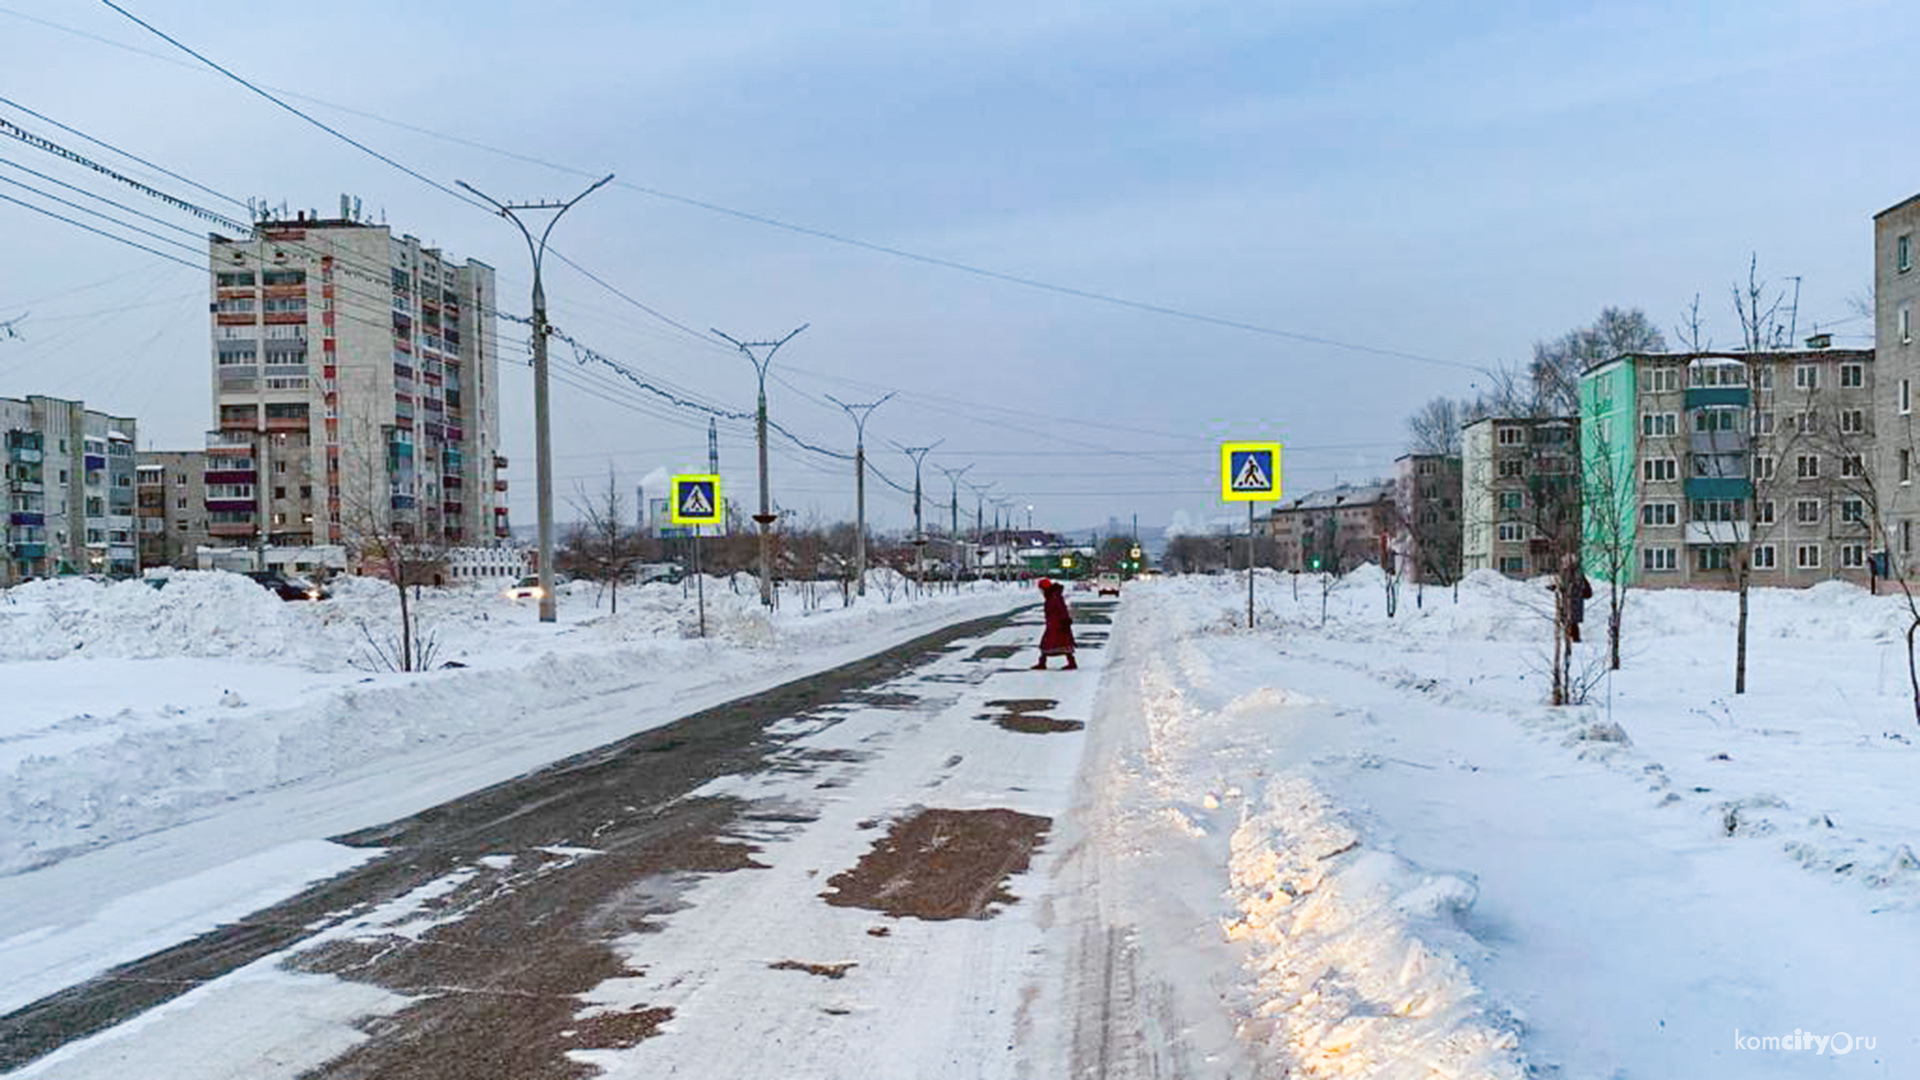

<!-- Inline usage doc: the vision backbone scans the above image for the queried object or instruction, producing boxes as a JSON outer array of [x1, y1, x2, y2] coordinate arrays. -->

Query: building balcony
[[216, 313, 256, 327], [207, 499, 256, 513], [1682, 477, 1753, 501], [205, 469, 257, 485], [495, 525, 511, 538], [443, 475, 462, 489], [1685, 386, 1749, 410], [84, 454, 106, 471], [9, 542, 46, 559], [494, 479, 508, 492], [206, 430, 254, 450], [493, 454, 508, 469], [7, 447, 43, 464], [443, 501, 464, 515], [1685, 521, 1751, 545], [11, 479, 44, 494], [209, 522, 255, 538], [9, 512, 45, 527], [391, 495, 417, 511], [1690, 430, 1749, 455], [264, 415, 308, 432]]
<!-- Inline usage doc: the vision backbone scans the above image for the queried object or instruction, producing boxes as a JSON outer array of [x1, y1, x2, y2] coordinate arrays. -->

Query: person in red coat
[[1033, 577, 1078, 670]]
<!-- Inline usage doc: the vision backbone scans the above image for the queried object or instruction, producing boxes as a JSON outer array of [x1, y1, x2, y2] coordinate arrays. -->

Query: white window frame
[[1643, 546, 1677, 572], [1903, 379, 1913, 416], [1643, 458, 1678, 482], [1641, 502, 1678, 527], [1497, 522, 1526, 543], [1795, 498, 1821, 524], [1797, 454, 1820, 480], [1903, 305, 1913, 345], [1841, 409, 1864, 435], [1754, 454, 1775, 482], [1757, 500, 1777, 525], [1796, 543, 1821, 570], [1497, 426, 1525, 446], [1842, 543, 1866, 569], [1840, 363, 1864, 388], [1901, 233, 1914, 274], [1794, 364, 1819, 391], [1753, 544, 1777, 570]]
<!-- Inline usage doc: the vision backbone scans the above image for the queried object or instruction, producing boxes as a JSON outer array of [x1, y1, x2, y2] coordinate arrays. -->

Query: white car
[[1096, 572, 1123, 596], [503, 575, 545, 600]]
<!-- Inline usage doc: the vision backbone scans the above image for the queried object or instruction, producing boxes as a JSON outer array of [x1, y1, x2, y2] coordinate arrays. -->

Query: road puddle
[[977, 698, 1085, 734]]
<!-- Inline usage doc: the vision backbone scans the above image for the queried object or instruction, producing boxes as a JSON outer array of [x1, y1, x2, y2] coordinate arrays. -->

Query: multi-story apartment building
[[1875, 194, 1920, 570], [206, 210, 507, 566], [1461, 416, 1579, 578], [1391, 452, 1462, 583], [1579, 349, 1876, 588], [135, 450, 208, 569], [1266, 481, 1395, 573], [0, 394, 136, 581]]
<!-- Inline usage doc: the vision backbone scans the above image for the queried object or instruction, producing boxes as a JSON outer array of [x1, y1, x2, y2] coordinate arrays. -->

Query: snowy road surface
[[6, 571, 1920, 1077]]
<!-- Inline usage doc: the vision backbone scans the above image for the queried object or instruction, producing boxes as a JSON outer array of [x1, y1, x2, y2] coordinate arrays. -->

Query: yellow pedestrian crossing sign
[[670, 474, 723, 526], [1220, 442, 1282, 502]]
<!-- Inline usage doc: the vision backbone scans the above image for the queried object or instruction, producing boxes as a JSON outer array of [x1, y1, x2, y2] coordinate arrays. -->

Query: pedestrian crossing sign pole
[[671, 475, 723, 636], [1219, 442, 1282, 628]]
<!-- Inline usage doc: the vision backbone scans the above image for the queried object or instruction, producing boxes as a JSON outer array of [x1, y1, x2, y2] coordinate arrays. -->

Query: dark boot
[[1064, 656, 1078, 670]]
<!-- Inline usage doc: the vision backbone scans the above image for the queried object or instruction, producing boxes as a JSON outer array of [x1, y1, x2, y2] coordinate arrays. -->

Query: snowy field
[[1078, 568, 1920, 1077]]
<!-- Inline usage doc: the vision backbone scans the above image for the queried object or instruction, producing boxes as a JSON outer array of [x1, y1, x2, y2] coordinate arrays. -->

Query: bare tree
[[1726, 256, 1797, 693], [338, 409, 445, 673], [1405, 396, 1467, 455], [1581, 421, 1635, 670], [564, 464, 645, 614], [1531, 307, 1669, 417], [1675, 292, 1710, 352]]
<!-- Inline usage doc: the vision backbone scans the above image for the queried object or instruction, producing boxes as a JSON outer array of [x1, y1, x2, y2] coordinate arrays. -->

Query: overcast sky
[[1, 0, 1915, 537]]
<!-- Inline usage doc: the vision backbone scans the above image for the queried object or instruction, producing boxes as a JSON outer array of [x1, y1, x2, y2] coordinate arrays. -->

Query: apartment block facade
[[1265, 481, 1395, 573], [207, 213, 506, 564], [136, 450, 209, 569], [1579, 349, 1876, 588], [0, 395, 137, 581], [1461, 416, 1579, 578], [1391, 452, 1462, 584], [1875, 194, 1920, 571]]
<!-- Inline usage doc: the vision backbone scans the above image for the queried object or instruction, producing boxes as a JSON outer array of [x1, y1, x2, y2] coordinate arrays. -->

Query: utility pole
[[456, 173, 613, 623], [937, 464, 972, 591], [827, 392, 893, 599], [713, 325, 808, 609], [708, 416, 719, 474], [968, 480, 996, 587], [993, 497, 1015, 581], [894, 440, 940, 594]]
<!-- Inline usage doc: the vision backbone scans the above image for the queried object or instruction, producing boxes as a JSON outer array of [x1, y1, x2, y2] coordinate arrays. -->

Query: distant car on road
[[1096, 572, 1123, 596], [244, 569, 327, 601], [503, 575, 546, 601]]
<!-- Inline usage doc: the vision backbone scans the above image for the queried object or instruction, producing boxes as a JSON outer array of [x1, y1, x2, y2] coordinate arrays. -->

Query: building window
[[1498, 491, 1524, 511], [1842, 543, 1866, 568], [1641, 503, 1678, 527], [1756, 365, 1773, 391], [1840, 363, 1864, 388], [1753, 544, 1776, 570], [1498, 459, 1525, 478], [1795, 499, 1821, 524], [1842, 454, 1865, 478], [1904, 305, 1913, 345], [1754, 455, 1775, 482], [1904, 449, 1913, 485], [1693, 409, 1738, 433], [1794, 365, 1819, 391], [1643, 546, 1677, 572], [1841, 409, 1864, 434], [1757, 500, 1776, 525], [1498, 556, 1526, 574], [1642, 413, 1678, 437], [1696, 546, 1731, 571], [1644, 458, 1678, 482], [1796, 454, 1820, 479], [1497, 522, 1526, 542], [1497, 427, 1525, 446], [1645, 367, 1679, 393], [1904, 379, 1913, 415], [1902, 233, 1914, 274], [1794, 410, 1819, 435], [1796, 544, 1821, 570], [1842, 498, 1864, 523], [1907, 520, 1914, 555], [1753, 411, 1774, 435], [1691, 499, 1745, 523]]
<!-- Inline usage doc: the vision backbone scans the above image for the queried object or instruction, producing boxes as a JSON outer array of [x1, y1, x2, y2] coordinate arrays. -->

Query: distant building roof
[[1272, 481, 1394, 513]]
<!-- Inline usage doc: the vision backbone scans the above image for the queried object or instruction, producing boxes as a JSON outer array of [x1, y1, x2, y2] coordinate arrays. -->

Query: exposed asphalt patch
[[966, 644, 1023, 662], [976, 698, 1085, 734], [0, 606, 1032, 1076], [821, 807, 1052, 920], [768, 959, 857, 979]]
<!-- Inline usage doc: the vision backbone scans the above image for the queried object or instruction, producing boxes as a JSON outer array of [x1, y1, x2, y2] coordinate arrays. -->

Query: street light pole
[[713, 325, 808, 609], [457, 174, 613, 623], [894, 440, 940, 595], [967, 480, 996, 588], [827, 392, 893, 600], [937, 464, 971, 591]]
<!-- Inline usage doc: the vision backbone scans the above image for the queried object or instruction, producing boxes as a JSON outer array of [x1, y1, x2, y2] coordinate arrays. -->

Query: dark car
[[243, 569, 328, 601]]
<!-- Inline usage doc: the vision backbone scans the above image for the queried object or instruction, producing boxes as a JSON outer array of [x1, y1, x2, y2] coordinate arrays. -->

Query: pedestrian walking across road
[[1032, 577, 1078, 670]]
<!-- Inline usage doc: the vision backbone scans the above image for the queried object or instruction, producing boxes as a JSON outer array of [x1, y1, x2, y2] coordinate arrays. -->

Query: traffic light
[[1308, 556, 1321, 570]]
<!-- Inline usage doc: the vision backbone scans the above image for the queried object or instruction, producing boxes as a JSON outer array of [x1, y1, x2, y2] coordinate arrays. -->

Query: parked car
[[244, 569, 328, 601], [503, 575, 546, 600], [1096, 572, 1123, 596]]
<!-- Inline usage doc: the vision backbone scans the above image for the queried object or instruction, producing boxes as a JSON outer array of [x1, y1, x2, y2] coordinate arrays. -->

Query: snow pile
[[1225, 778, 1526, 1079], [0, 572, 1027, 875]]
